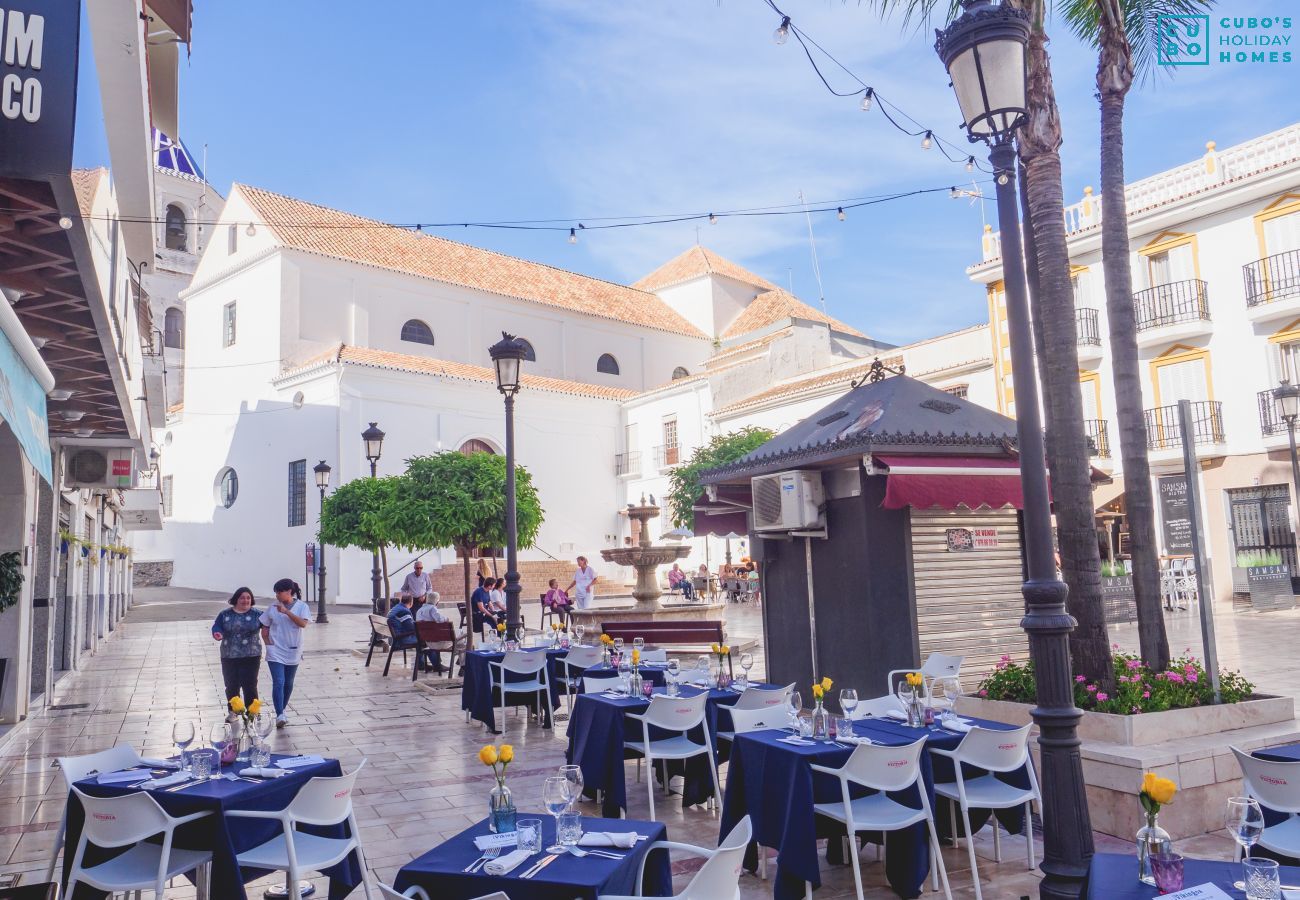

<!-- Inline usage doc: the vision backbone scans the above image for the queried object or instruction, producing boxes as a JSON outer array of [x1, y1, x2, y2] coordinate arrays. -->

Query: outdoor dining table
[[565, 681, 779, 818], [461, 645, 569, 732], [719, 713, 1026, 900], [392, 814, 672, 899], [63, 754, 364, 900], [1083, 851, 1300, 897]]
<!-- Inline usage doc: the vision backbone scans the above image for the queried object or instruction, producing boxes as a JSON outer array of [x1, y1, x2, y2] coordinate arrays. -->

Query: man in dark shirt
[[386, 596, 418, 650], [470, 581, 500, 634]]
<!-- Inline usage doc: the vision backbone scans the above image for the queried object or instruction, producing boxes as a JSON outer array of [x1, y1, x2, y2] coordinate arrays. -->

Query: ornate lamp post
[[362, 422, 385, 614], [313, 460, 332, 623], [1274, 380, 1300, 567], [936, 3, 1093, 896], [488, 332, 529, 640]]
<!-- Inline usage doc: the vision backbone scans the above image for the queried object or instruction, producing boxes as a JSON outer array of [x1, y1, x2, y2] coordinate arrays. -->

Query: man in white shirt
[[566, 556, 599, 610], [415, 591, 449, 672], [400, 561, 433, 604]]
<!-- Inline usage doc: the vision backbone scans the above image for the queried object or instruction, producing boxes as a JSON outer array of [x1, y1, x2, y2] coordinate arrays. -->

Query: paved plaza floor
[[0, 587, 1281, 897]]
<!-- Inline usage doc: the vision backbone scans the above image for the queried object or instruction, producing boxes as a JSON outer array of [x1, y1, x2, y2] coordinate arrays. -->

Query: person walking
[[211, 587, 262, 719], [260, 578, 309, 728], [566, 556, 599, 611], [401, 560, 433, 611]]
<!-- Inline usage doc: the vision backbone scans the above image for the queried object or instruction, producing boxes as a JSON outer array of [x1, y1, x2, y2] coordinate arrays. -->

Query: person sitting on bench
[[386, 595, 419, 658], [668, 563, 694, 600], [415, 591, 449, 672]]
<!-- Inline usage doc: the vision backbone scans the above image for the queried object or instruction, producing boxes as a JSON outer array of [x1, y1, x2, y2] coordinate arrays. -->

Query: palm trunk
[[1098, 0, 1170, 672], [1018, 11, 1113, 686]]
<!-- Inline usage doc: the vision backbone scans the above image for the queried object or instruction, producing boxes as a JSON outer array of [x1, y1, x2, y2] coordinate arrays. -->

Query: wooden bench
[[599, 619, 734, 673], [413, 619, 464, 682], [364, 612, 416, 677]]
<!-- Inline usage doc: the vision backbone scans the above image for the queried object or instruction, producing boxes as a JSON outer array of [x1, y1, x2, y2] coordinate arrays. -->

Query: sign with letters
[[1158, 475, 1194, 554], [0, 1, 79, 179], [945, 527, 999, 552]]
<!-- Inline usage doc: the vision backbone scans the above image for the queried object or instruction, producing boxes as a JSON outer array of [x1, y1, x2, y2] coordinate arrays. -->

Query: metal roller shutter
[[910, 508, 1030, 687]]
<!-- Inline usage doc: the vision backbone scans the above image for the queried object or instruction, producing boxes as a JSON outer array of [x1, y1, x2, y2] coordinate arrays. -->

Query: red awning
[[877, 454, 1025, 511]]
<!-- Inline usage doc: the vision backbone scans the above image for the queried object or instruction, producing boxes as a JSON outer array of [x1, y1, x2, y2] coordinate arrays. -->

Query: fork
[[567, 846, 625, 860], [464, 846, 502, 873]]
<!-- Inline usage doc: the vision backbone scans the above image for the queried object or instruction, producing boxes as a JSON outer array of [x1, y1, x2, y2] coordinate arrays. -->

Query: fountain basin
[[568, 598, 729, 627]]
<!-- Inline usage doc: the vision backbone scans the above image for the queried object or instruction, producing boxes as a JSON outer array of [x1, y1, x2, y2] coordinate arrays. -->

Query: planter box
[[1100, 575, 1137, 625], [1231, 566, 1250, 595], [1247, 564, 1294, 611], [955, 694, 1299, 840]]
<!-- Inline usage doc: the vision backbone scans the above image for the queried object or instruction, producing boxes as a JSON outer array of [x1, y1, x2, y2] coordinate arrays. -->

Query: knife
[[522, 854, 560, 879]]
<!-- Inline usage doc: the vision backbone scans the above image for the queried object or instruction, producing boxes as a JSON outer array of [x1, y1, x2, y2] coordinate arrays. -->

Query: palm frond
[[1058, 0, 1216, 82], [858, 0, 965, 33]]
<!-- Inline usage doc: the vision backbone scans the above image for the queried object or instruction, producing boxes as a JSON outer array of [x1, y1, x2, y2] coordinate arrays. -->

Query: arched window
[[164, 204, 188, 251], [458, 439, 496, 455], [597, 353, 620, 375], [215, 467, 239, 508], [400, 319, 435, 346], [671, 366, 690, 380], [520, 339, 536, 362], [163, 307, 184, 349]]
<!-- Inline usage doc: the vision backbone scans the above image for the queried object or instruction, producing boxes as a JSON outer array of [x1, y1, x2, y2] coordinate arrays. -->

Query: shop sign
[[0, 1, 79, 179], [946, 527, 999, 551], [1158, 475, 1194, 554]]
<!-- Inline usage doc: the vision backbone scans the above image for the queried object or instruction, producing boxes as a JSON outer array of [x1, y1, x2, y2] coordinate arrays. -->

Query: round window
[[215, 467, 239, 508]]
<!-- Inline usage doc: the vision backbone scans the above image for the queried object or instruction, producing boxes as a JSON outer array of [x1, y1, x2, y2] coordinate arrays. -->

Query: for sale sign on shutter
[[946, 527, 1000, 551]]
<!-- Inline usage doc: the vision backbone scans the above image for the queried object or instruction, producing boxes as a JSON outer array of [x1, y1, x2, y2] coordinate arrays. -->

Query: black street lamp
[[936, 2, 1092, 896], [313, 460, 332, 624], [362, 422, 385, 614], [1274, 381, 1300, 564], [488, 332, 529, 641]]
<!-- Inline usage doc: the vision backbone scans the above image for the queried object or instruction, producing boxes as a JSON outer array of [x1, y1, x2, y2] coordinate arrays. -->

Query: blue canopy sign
[[0, 321, 51, 483]]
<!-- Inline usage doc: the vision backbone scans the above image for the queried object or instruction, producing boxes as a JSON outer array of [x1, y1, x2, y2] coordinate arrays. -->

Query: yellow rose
[[820, 677, 833, 691], [1141, 772, 1157, 797], [722, 646, 730, 655], [498, 744, 514, 764], [229, 696, 245, 713], [1150, 777, 1177, 805], [248, 699, 262, 715], [812, 685, 824, 700], [551, 623, 559, 630], [711, 643, 720, 654], [479, 745, 499, 766], [632, 650, 640, 664]]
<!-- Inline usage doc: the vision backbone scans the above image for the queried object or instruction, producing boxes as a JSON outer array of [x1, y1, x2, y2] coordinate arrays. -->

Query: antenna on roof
[[798, 189, 828, 315], [198, 143, 209, 209]]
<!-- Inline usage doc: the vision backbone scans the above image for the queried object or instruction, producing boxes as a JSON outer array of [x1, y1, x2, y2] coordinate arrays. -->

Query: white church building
[[135, 183, 995, 601]]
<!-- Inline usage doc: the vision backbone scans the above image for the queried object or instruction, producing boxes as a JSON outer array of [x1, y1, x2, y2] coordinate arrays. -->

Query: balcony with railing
[[1084, 419, 1111, 458], [1133, 279, 1211, 346], [615, 451, 642, 477], [1258, 388, 1291, 437], [1144, 401, 1225, 453], [654, 444, 681, 470], [1076, 307, 1102, 364], [1244, 249, 1300, 322]]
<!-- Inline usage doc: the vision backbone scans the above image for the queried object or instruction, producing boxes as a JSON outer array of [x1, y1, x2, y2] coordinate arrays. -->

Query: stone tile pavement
[[0, 587, 1271, 897]]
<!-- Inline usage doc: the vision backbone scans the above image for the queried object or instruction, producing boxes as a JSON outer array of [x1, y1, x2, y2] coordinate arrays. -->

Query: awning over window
[[877, 454, 1024, 511], [691, 483, 753, 536]]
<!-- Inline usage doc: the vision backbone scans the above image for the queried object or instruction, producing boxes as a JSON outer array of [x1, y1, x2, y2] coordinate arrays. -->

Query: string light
[[245, 223, 256, 237], [949, 187, 960, 199], [921, 131, 934, 151], [966, 157, 976, 173], [568, 227, 577, 244], [708, 213, 717, 224], [836, 207, 846, 221], [997, 171, 1011, 186], [859, 88, 874, 112], [773, 16, 790, 45]]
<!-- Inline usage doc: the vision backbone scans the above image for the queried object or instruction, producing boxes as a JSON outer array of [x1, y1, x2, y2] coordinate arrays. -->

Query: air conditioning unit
[[751, 470, 825, 532], [64, 446, 137, 490]]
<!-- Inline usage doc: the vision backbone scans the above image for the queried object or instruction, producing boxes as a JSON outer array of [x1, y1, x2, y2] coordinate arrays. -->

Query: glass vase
[[1136, 811, 1171, 886], [489, 781, 517, 834], [811, 701, 830, 740], [235, 721, 253, 762]]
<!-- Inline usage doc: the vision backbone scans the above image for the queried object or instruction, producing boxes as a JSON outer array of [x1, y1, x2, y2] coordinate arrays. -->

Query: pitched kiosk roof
[[722, 288, 866, 340], [632, 245, 779, 293], [288, 345, 640, 401], [235, 185, 706, 339]]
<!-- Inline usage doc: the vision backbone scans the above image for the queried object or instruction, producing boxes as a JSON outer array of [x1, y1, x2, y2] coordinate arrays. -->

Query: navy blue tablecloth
[[579, 663, 669, 689], [462, 646, 568, 732], [719, 715, 1025, 900], [393, 815, 672, 899], [64, 755, 362, 900], [1084, 851, 1300, 897]]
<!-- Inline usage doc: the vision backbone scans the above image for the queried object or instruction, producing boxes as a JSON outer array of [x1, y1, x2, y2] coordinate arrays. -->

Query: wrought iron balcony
[[1133, 279, 1210, 331], [1084, 419, 1110, 458], [654, 444, 681, 469], [1258, 389, 1291, 436], [1076, 307, 1101, 346], [1143, 400, 1224, 451], [615, 451, 642, 477], [1244, 249, 1300, 308]]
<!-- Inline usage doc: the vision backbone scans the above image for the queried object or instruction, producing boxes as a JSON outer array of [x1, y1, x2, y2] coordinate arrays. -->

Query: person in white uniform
[[566, 556, 599, 611], [259, 578, 310, 728]]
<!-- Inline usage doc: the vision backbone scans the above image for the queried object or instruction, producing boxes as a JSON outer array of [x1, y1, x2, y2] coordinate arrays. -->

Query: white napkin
[[484, 847, 534, 876], [97, 769, 150, 785], [142, 772, 190, 789], [473, 832, 520, 851], [778, 736, 816, 746], [239, 766, 287, 778], [579, 832, 637, 848], [883, 710, 908, 721], [601, 691, 626, 699], [941, 719, 973, 733], [274, 755, 325, 769], [139, 757, 181, 770], [835, 734, 874, 746]]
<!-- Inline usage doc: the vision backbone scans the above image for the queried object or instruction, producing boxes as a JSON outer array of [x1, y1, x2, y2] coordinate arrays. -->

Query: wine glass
[[840, 688, 859, 720], [542, 776, 573, 853], [787, 690, 803, 731], [666, 659, 680, 696], [208, 723, 231, 771], [633, 636, 645, 655], [739, 653, 754, 688], [617, 659, 632, 693], [574, 623, 585, 645], [558, 764, 584, 811], [172, 720, 195, 771], [1225, 796, 1265, 889], [934, 676, 962, 713]]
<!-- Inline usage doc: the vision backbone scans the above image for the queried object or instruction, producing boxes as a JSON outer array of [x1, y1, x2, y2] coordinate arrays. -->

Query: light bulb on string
[[966, 157, 975, 173], [568, 227, 577, 244], [773, 16, 790, 45], [836, 207, 846, 222], [245, 223, 256, 237], [859, 88, 874, 112], [997, 171, 1010, 186], [921, 131, 933, 151], [708, 213, 717, 225], [949, 187, 960, 199]]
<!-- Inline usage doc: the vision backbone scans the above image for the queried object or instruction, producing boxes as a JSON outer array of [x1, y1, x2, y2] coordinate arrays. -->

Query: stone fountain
[[567, 497, 728, 626]]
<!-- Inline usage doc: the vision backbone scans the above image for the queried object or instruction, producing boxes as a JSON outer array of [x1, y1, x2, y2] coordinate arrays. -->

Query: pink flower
[[996, 661, 1008, 670], [1126, 659, 1141, 670], [979, 689, 988, 697], [1142, 691, 1150, 699], [1187, 672, 1198, 683], [1132, 706, 1141, 714], [1154, 672, 1166, 680], [1112, 643, 1120, 650], [1096, 692, 1109, 701], [1000, 654, 1011, 661], [1075, 674, 1086, 683], [1086, 684, 1097, 693], [1167, 672, 1184, 684]]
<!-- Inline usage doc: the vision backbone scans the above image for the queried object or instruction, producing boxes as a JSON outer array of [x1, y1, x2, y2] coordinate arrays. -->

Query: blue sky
[[74, 1, 1299, 346]]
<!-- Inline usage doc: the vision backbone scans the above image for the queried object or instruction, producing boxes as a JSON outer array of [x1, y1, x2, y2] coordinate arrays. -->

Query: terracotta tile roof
[[712, 354, 904, 417], [632, 245, 779, 293], [289, 344, 639, 401], [71, 168, 106, 216], [704, 328, 792, 367], [235, 185, 706, 339], [721, 288, 866, 340]]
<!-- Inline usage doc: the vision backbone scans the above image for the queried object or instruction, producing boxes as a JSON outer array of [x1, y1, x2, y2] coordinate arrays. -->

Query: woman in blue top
[[211, 586, 262, 715]]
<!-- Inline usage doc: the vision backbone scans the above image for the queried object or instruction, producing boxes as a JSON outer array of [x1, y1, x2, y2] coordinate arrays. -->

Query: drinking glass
[[840, 688, 859, 719], [517, 818, 543, 855], [934, 676, 962, 711], [666, 660, 680, 696], [1151, 852, 1184, 894], [172, 720, 195, 771], [557, 811, 582, 848], [1227, 797, 1266, 890], [739, 653, 754, 688], [1245, 857, 1281, 900], [190, 750, 213, 780], [613, 637, 624, 653], [209, 723, 231, 764], [250, 741, 271, 768], [788, 690, 803, 731], [255, 711, 276, 742], [617, 660, 632, 693], [695, 655, 710, 685], [574, 623, 585, 645], [542, 776, 573, 854], [633, 637, 645, 654], [558, 765, 584, 811]]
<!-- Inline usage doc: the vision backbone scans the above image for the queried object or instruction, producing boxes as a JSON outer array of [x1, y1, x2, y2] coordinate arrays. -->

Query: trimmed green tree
[[399, 452, 544, 649], [318, 475, 409, 605], [666, 427, 775, 529]]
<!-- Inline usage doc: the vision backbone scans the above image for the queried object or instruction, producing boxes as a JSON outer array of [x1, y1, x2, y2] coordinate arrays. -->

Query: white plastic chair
[[849, 693, 906, 721], [47, 743, 146, 881], [640, 648, 668, 663], [64, 786, 213, 899], [887, 653, 965, 704], [931, 724, 1040, 900], [1232, 746, 1300, 859], [227, 761, 375, 900], [625, 692, 721, 820], [377, 885, 432, 899], [489, 649, 552, 732], [583, 674, 620, 694], [557, 645, 604, 711], [810, 739, 952, 900], [597, 815, 752, 900], [717, 684, 794, 744]]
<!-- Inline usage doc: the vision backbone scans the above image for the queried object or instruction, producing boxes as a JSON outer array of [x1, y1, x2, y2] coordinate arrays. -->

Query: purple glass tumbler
[[1151, 852, 1184, 894]]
